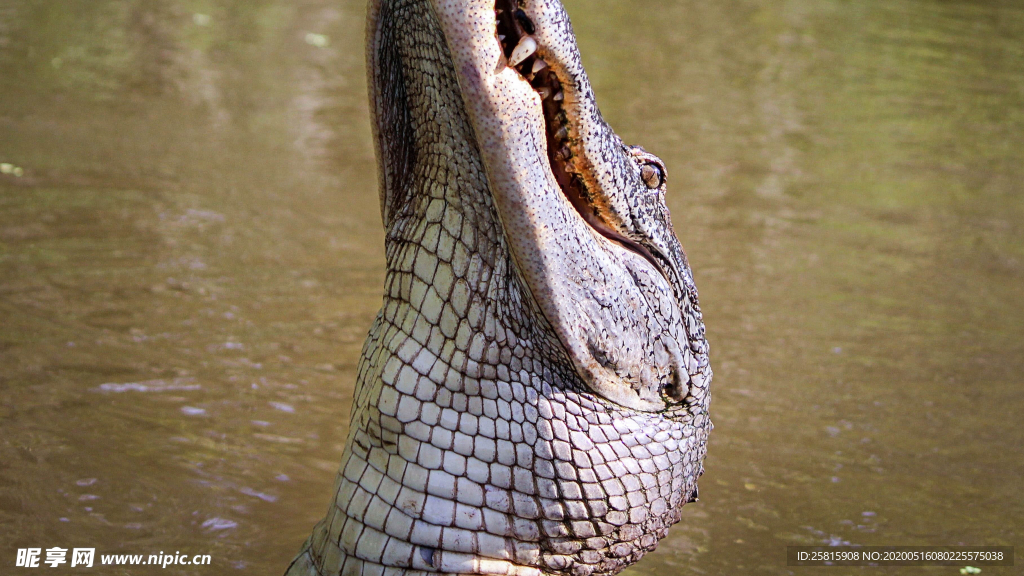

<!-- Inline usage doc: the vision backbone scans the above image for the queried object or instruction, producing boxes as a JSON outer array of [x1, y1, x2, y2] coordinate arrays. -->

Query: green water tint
[[0, 0, 1020, 574]]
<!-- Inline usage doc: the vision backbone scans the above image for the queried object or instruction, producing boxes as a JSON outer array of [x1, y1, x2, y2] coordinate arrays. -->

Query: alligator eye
[[640, 163, 663, 189]]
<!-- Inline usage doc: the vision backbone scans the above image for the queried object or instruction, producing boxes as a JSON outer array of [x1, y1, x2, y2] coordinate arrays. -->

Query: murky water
[[1, 0, 1021, 574]]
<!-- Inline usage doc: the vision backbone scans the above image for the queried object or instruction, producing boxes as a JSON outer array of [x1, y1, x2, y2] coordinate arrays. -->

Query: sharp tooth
[[537, 86, 551, 100], [509, 36, 537, 67], [531, 59, 548, 73], [554, 125, 569, 140], [552, 91, 564, 101], [498, 34, 506, 41]]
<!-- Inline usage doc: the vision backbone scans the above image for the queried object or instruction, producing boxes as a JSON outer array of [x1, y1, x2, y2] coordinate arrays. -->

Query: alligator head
[[286, 0, 711, 574]]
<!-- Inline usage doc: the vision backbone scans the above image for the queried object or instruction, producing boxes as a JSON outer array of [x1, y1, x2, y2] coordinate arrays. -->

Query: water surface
[[0, 0, 1021, 574]]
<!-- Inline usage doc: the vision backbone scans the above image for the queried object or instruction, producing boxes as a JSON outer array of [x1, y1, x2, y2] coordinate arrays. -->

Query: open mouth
[[495, 0, 669, 279]]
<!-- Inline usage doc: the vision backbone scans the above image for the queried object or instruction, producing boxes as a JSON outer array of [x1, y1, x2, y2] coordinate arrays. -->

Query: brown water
[[1, 0, 1021, 574]]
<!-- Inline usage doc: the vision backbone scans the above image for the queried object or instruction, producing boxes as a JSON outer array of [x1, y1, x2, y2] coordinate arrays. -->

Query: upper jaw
[[429, 0, 707, 412]]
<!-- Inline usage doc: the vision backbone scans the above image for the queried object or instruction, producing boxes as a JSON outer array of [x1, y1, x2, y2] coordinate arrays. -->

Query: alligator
[[285, 0, 712, 574]]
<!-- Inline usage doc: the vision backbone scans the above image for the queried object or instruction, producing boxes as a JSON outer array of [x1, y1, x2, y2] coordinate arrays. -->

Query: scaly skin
[[285, 0, 711, 575]]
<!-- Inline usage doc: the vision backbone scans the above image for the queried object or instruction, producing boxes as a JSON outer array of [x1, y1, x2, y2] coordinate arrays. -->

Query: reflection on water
[[0, 0, 1021, 574]]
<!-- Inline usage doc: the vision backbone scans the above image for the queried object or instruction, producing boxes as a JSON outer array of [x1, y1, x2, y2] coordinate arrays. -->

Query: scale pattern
[[285, 0, 711, 575]]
